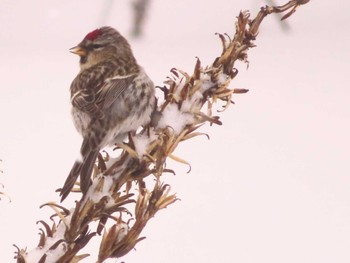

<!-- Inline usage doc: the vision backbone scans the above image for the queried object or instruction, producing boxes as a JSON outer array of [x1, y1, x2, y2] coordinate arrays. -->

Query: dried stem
[[0, 159, 9, 201], [14, 1, 309, 262]]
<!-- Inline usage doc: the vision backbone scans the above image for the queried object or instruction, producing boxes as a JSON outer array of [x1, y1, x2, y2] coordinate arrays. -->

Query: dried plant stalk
[[14, 1, 309, 262], [0, 160, 9, 201]]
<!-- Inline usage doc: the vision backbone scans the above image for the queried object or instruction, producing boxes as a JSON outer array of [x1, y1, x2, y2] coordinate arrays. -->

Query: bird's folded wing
[[96, 74, 136, 109]]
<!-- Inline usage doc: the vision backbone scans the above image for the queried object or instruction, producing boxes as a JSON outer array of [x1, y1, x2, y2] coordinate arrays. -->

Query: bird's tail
[[60, 140, 99, 202]]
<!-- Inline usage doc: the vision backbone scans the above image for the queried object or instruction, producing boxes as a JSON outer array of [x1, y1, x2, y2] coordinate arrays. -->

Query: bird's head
[[70, 27, 135, 71]]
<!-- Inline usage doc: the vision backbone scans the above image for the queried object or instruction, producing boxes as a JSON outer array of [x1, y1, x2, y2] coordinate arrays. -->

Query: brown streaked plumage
[[60, 27, 155, 201]]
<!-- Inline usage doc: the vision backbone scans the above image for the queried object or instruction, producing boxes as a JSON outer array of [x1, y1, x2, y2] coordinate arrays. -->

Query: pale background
[[0, 0, 349, 262]]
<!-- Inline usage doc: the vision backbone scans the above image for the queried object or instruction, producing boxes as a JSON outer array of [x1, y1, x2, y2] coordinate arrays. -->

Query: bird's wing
[[71, 61, 136, 117], [95, 74, 136, 109], [71, 87, 103, 117], [70, 65, 113, 118]]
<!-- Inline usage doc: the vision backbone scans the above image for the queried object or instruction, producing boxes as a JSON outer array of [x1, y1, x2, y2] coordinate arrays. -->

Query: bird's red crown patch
[[84, 29, 102, 41]]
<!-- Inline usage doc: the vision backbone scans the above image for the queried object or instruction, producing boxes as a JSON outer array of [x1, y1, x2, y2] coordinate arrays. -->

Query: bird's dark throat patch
[[80, 55, 88, 64]]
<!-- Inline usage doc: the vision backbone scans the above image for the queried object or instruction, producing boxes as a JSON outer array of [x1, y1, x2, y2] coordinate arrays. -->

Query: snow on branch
[[14, 1, 309, 262]]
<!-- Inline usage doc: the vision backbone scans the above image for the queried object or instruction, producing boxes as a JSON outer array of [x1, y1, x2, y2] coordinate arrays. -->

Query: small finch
[[60, 27, 155, 201]]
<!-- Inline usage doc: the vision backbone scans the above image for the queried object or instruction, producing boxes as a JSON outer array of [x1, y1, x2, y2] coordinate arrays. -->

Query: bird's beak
[[69, 46, 87, 56]]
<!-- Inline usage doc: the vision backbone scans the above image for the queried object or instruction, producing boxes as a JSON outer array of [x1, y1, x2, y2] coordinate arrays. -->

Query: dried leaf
[[169, 154, 192, 173]]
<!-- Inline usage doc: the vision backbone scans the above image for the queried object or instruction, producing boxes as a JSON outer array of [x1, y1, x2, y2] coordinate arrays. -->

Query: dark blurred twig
[[265, 0, 291, 31], [98, 0, 115, 26], [0, 159, 10, 202], [131, 0, 151, 37]]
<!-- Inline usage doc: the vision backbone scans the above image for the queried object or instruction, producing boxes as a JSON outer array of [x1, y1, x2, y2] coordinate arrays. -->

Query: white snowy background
[[1, 0, 349, 262]]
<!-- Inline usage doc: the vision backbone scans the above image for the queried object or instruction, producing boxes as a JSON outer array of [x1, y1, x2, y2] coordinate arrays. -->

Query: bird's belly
[[71, 108, 91, 137], [106, 110, 150, 147], [104, 95, 155, 146]]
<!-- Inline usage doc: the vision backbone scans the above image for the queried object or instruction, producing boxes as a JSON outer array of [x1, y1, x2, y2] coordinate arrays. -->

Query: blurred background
[[0, 0, 349, 262]]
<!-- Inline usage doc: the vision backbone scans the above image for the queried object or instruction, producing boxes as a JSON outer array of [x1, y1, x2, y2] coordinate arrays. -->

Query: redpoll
[[60, 27, 155, 201]]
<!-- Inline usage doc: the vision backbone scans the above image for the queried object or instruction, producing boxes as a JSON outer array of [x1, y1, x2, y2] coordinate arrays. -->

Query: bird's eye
[[92, 44, 103, 49]]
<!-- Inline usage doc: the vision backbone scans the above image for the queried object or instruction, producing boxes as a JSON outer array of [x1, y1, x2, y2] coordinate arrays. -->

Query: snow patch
[[158, 104, 194, 134], [180, 90, 203, 112], [26, 216, 69, 262], [114, 222, 129, 242], [133, 132, 156, 158], [87, 175, 116, 208], [200, 73, 214, 92], [217, 72, 229, 85]]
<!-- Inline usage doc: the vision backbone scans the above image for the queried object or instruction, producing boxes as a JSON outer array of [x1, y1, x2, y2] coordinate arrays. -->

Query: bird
[[60, 26, 155, 201]]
